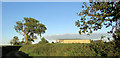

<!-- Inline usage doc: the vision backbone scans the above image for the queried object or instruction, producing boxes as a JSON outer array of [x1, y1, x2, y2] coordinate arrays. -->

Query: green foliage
[[19, 41, 25, 45], [10, 36, 19, 45], [52, 42, 54, 44], [14, 17, 47, 44], [19, 41, 120, 56], [101, 35, 105, 40], [19, 43, 94, 56], [75, 2, 120, 50], [13, 36, 19, 41], [75, 2, 120, 35], [10, 36, 26, 45], [38, 37, 49, 44]]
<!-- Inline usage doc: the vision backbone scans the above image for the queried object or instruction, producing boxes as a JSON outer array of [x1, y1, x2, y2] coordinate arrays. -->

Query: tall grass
[[19, 42, 120, 56]]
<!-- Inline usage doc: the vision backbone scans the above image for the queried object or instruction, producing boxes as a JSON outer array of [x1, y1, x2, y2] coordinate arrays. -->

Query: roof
[[56, 39, 91, 40]]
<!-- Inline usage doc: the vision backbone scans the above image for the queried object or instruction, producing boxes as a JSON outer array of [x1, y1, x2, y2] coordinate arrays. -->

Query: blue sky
[[2, 2, 111, 44], [2, 0, 89, 2]]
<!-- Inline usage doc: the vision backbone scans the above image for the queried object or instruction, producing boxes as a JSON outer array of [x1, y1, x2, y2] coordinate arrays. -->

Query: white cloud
[[44, 33, 113, 42]]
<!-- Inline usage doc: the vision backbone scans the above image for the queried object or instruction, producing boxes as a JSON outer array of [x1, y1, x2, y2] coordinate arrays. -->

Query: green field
[[19, 42, 120, 56]]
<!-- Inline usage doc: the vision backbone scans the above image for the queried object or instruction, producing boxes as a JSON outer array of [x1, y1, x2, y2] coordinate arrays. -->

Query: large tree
[[37, 23, 47, 38], [75, 2, 120, 45], [14, 17, 47, 44]]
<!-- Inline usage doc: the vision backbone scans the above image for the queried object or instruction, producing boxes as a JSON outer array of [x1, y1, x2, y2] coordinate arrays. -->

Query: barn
[[56, 39, 91, 43]]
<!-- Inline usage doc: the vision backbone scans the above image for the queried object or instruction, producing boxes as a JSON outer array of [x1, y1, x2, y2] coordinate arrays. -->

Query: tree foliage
[[75, 2, 120, 46], [38, 37, 49, 44], [75, 2, 120, 34], [10, 36, 19, 45], [14, 17, 47, 44], [101, 35, 105, 40]]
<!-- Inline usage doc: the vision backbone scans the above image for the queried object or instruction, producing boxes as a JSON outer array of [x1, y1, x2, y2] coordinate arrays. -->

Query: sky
[[1, 0, 89, 2], [44, 33, 113, 42], [2, 2, 112, 44]]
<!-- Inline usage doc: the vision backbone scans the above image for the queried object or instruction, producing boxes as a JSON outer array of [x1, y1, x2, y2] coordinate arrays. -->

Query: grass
[[19, 42, 120, 56], [19, 43, 96, 56]]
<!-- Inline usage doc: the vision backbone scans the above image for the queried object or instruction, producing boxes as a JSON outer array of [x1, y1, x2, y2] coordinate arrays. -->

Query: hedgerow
[[19, 42, 120, 56]]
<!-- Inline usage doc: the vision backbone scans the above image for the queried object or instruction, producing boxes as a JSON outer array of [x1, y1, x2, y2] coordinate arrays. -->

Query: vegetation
[[18, 2, 120, 56], [75, 2, 120, 35], [10, 36, 19, 45], [52, 42, 55, 44], [10, 2, 120, 56], [38, 37, 49, 44], [19, 38, 25, 45], [10, 36, 26, 45], [14, 17, 47, 44], [19, 41, 120, 56], [19, 43, 95, 56], [75, 1, 120, 51]]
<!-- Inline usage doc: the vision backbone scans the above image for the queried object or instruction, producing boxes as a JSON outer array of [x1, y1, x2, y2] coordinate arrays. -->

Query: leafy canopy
[[14, 17, 47, 44], [38, 37, 49, 44], [10, 36, 19, 45], [75, 2, 120, 35]]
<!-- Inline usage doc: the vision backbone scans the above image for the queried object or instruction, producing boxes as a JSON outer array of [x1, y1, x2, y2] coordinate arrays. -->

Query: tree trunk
[[116, 19, 117, 31], [40, 33, 41, 39], [24, 32, 28, 44]]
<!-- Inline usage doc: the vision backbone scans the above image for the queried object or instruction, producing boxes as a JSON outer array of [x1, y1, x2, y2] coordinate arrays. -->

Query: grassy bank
[[19, 42, 120, 56], [19, 43, 96, 56]]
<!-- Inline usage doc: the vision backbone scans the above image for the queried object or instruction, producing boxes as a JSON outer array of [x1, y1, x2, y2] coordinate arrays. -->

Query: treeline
[[19, 41, 120, 56]]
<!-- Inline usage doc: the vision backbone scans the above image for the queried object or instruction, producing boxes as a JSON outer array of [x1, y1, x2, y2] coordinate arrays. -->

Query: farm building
[[56, 39, 91, 43]]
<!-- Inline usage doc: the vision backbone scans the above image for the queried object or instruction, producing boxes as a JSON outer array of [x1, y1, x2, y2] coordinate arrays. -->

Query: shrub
[[19, 41, 119, 56], [38, 37, 49, 44]]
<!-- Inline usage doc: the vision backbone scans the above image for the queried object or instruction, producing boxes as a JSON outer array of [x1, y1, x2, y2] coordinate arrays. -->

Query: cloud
[[44, 33, 113, 42]]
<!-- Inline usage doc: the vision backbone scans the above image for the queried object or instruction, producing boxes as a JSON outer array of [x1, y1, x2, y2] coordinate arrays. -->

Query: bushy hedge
[[19, 42, 120, 56]]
